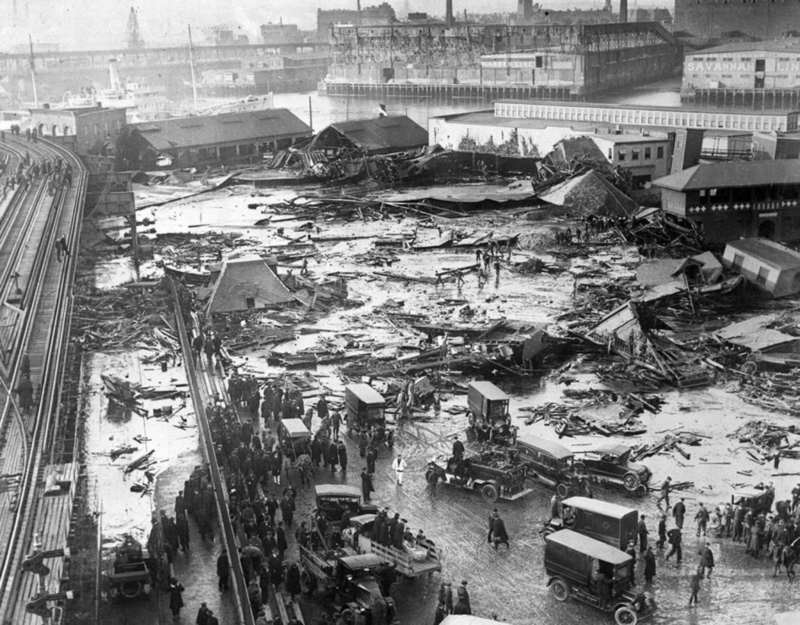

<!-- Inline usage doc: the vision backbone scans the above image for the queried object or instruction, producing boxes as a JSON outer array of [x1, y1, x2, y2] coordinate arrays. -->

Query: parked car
[[544, 497, 639, 551], [106, 535, 152, 601], [345, 383, 394, 448], [278, 418, 312, 460], [466, 381, 517, 445], [314, 484, 378, 524], [426, 448, 534, 503], [516, 433, 590, 498], [544, 529, 656, 625], [573, 443, 652, 497], [731, 485, 771, 515]]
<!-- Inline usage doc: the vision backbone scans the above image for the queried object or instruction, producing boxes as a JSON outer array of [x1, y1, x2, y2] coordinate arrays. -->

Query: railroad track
[[0, 134, 86, 623]]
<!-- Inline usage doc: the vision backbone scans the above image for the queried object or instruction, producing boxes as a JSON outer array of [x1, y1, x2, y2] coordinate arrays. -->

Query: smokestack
[[446, 0, 454, 27], [518, 0, 534, 20], [619, 0, 628, 23]]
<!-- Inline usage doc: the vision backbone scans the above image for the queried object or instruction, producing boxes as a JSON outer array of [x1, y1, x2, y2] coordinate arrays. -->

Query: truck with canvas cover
[[544, 529, 656, 625], [343, 513, 442, 578], [543, 497, 638, 551]]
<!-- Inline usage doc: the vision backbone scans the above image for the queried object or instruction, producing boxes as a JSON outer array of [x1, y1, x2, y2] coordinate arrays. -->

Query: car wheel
[[550, 577, 570, 602], [300, 570, 316, 595], [636, 484, 648, 498], [623, 473, 640, 491], [425, 469, 438, 484], [615, 605, 638, 625], [119, 580, 143, 599], [556, 482, 569, 498], [573, 462, 588, 476], [481, 483, 499, 503]]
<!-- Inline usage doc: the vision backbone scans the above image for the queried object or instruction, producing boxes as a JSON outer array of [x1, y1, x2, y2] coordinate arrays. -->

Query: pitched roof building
[[307, 116, 428, 156], [128, 109, 312, 168], [206, 256, 296, 314]]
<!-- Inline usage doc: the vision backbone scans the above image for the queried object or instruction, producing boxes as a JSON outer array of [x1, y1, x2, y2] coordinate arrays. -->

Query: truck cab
[[544, 529, 656, 624], [546, 497, 638, 551], [731, 486, 771, 516], [314, 484, 378, 524]]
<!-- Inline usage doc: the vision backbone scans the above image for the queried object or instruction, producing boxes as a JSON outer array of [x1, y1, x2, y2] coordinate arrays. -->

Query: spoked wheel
[[550, 577, 570, 602], [556, 482, 569, 498], [481, 483, 499, 503], [623, 473, 640, 492], [615, 605, 638, 625]]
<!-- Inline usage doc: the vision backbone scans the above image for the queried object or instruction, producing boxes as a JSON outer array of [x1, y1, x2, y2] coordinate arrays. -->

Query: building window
[[657, 146, 664, 158], [632, 149, 640, 160], [608, 148, 613, 159], [756, 266, 769, 285], [644, 147, 652, 159], [732, 253, 744, 270], [246, 297, 256, 309], [618, 149, 626, 161]]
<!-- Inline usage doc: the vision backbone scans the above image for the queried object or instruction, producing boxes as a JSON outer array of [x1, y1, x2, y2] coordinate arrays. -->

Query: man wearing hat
[[700, 542, 715, 579], [195, 602, 211, 625], [456, 580, 471, 614]]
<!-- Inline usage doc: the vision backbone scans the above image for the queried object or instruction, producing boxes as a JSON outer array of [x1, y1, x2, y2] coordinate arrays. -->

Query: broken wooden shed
[[206, 255, 295, 314], [307, 115, 428, 156], [722, 238, 800, 298]]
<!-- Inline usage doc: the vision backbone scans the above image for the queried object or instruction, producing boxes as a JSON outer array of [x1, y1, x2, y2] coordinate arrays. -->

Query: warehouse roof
[[133, 109, 311, 151], [688, 41, 800, 56], [308, 115, 428, 155], [206, 255, 295, 314], [652, 160, 800, 192]]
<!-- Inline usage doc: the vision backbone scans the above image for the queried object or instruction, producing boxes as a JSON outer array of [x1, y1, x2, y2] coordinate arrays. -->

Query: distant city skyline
[[1, 0, 671, 52]]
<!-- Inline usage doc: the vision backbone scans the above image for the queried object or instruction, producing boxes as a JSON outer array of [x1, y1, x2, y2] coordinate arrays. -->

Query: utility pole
[[28, 34, 38, 108], [188, 25, 199, 113]]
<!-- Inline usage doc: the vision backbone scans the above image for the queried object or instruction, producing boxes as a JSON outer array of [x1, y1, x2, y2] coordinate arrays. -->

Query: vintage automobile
[[278, 418, 312, 460], [106, 535, 153, 601], [425, 447, 534, 503], [731, 485, 772, 515], [343, 513, 443, 578], [299, 548, 395, 623], [573, 443, 652, 497], [466, 381, 518, 445], [544, 529, 656, 625], [543, 497, 639, 551], [345, 383, 394, 448], [314, 484, 378, 524], [516, 433, 590, 498]]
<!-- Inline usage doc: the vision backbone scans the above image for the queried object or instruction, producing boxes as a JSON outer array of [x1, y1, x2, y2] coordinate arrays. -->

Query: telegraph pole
[[28, 34, 38, 108], [188, 25, 199, 113]]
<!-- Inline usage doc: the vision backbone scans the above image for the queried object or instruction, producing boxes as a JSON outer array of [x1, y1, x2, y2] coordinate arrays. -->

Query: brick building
[[29, 106, 127, 155], [317, 3, 396, 39]]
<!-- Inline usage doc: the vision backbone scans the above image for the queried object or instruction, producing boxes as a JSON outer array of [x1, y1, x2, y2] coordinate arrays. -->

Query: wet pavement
[[77, 181, 800, 625]]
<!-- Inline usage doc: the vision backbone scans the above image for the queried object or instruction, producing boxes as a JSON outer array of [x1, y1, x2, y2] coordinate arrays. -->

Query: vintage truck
[[298, 546, 395, 623], [278, 418, 312, 460], [343, 513, 442, 578], [543, 497, 639, 551], [545, 529, 656, 625], [426, 447, 534, 503], [345, 383, 394, 448], [731, 485, 772, 515], [573, 443, 652, 497], [106, 535, 153, 601], [466, 381, 517, 445], [516, 433, 590, 498]]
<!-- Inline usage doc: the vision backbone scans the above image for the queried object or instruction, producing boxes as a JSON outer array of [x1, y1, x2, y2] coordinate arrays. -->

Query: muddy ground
[[80, 182, 800, 625]]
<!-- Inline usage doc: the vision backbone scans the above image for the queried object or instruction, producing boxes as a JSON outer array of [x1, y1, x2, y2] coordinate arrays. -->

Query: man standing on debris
[[392, 453, 407, 485], [192, 332, 204, 366], [658, 476, 672, 509], [673, 498, 686, 529]]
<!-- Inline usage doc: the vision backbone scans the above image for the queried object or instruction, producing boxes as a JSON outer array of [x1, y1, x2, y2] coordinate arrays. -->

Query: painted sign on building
[[686, 62, 750, 72]]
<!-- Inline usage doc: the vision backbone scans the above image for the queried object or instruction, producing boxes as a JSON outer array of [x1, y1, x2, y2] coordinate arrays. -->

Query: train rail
[[0, 134, 86, 623]]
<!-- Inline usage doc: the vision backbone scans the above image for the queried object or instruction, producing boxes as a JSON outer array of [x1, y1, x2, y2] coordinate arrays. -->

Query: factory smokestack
[[446, 0, 454, 27], [619, 0, 628, 23], [518, 0, 534, 21]]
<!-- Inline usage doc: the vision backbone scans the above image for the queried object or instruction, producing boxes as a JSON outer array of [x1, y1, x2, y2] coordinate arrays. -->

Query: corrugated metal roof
[[653, 160, 800, 191], [132, 108, 311, 151], [310, 115, 428, 155]]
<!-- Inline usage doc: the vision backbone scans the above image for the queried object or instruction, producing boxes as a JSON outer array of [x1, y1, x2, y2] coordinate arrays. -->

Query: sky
[[2, 0, 668, 51]]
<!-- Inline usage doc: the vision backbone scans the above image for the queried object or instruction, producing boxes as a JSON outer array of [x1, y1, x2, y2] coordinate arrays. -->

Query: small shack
[[722, 238, 800, 298], [206, 255, 295, 314], [307, 115, 428, 156]]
